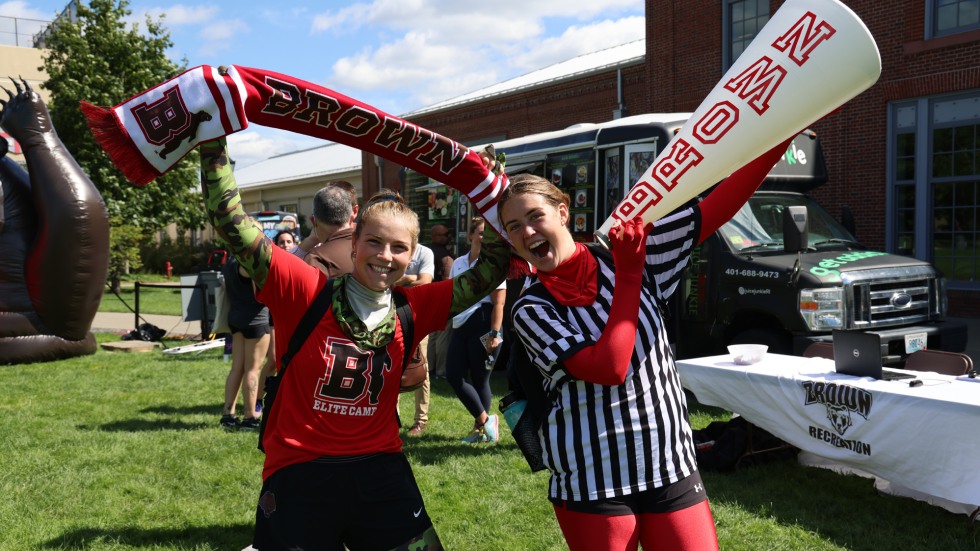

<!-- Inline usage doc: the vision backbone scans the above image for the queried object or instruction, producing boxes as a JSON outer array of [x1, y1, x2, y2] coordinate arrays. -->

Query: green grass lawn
[[1, 335, 977, 550], [99, 283, 185, 316]]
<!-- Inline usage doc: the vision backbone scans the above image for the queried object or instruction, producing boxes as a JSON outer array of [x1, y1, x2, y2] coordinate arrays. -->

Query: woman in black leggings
[[446, 218, 506, 444]]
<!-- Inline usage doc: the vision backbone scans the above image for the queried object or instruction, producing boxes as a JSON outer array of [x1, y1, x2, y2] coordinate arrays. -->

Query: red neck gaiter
[[537, 242, 597, 307]]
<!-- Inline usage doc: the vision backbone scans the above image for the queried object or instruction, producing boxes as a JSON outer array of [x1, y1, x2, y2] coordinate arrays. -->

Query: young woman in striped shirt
[[498, 140, 788, 550]]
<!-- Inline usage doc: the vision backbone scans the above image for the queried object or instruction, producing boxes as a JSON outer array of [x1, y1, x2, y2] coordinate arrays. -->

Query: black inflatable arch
[[0, 80, 109, 364]]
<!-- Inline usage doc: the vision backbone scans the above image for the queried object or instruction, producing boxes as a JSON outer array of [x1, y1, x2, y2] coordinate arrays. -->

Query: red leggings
[[553, 500, 719, 551]]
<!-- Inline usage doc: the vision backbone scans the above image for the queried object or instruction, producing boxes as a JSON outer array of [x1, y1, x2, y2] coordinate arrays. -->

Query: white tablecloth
[[677, 353, 980, 513]]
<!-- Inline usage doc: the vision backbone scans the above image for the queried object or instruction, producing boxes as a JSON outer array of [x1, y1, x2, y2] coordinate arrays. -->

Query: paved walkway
[[91, 311, 979, 366]]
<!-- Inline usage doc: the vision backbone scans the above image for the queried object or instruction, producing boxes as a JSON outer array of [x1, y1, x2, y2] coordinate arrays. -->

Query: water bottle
[[499, 392, 527, 431], [485, 345, 502, 371]]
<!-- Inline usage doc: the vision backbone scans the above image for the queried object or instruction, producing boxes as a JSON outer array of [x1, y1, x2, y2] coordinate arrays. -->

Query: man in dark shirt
[[304, 182, 358, 277], [429, 224, 454, 283], [425, 224, 455, 380], [292, 180, 358, 263]]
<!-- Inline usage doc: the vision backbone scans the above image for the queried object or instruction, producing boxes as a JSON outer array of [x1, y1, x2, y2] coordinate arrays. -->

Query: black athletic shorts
[[229, 323, 270, 339], [252, 452, 434, 551], [549, 471, 709, 515]]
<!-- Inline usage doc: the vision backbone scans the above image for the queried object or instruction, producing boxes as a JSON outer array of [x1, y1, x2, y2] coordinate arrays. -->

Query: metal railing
[[0, 15, 50, 48], [135, 281, 213, 339]]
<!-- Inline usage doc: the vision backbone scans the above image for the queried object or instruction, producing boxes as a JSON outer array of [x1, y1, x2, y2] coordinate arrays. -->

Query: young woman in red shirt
[[199, 138, 508, 551]]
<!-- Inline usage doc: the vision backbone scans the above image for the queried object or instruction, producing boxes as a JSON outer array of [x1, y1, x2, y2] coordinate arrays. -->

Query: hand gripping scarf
[[81, 64, 511, 239]]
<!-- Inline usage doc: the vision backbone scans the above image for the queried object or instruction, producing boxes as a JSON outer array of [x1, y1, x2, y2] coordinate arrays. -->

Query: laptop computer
[[832, 330, 916, 381]]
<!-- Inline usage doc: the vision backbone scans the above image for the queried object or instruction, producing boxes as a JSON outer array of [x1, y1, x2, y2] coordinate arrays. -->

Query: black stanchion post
[[198, 283, 210, 338], [134, 281, 141, 332]]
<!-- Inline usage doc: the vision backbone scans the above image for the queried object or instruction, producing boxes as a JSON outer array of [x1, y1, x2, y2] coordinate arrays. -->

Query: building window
[[932, 123, 978, 282], [894, 182, 916, 256], [279, 203, 298, 214], [723, 0, 770, 70], [889, 93, 980, 289], [895, 110, 917, 256], [931, 0, 980, 37]]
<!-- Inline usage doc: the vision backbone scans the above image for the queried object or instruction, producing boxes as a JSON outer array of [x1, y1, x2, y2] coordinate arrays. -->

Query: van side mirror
[[783, 206, 808, 252]]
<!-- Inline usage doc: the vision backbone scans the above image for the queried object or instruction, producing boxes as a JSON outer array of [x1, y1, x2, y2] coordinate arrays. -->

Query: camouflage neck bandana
[[331, 275, 396, 349]]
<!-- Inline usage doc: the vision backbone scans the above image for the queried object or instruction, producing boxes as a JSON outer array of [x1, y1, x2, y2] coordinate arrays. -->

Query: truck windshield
[[718, 194, 861, 253]]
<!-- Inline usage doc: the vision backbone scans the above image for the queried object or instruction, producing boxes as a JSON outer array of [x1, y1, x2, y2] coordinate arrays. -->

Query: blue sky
[[2, 0, 644, 167]]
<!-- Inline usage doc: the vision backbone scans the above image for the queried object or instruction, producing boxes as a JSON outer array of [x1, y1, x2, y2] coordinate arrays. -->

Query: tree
[[106, 216, 142, 294], [39, 0, 206, 235]]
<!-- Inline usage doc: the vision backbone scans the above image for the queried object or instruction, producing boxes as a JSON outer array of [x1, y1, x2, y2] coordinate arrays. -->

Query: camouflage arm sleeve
[[449, 228, 509, 316], [199, 138, 272, 288]]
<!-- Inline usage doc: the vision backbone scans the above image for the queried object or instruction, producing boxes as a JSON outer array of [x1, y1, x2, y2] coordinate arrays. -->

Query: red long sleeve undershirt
[[562, 219, 646, 386], [562, 270, 642, 385], [697, 137, 794, 244]]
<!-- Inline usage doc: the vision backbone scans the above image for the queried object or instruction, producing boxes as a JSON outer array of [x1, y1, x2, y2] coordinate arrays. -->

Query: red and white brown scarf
[[81, 64, 510, 236]]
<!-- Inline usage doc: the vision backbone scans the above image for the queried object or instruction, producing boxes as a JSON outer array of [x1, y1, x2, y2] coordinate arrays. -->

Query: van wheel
[[729, 328, 792, 355]]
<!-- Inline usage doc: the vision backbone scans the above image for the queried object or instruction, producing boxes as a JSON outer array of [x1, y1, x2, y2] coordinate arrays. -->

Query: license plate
[[904, 332, 927, 354]]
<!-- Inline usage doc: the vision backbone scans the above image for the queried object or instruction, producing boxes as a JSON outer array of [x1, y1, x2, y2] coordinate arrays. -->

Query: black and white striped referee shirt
[[512, 207, 701, 502]]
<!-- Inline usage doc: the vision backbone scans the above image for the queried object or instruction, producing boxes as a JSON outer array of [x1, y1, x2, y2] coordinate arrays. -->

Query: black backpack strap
[[281, 279, 336, 373], [258, 278, 336, 452], [390, 290, 416, 428], [513, 281, 565, 412], [392, 290, 414, 368]]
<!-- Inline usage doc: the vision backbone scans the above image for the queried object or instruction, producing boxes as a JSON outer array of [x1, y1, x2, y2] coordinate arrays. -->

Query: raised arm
[[446, 151, 511, 315], [448, 227, 510, 316], [199, 138, 273, 288], [697, 136, 793, 243], [562, 218, 649, 386]]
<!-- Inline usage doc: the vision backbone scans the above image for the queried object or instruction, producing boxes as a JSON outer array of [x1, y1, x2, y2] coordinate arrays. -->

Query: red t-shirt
[[257, 246, 453, 480]]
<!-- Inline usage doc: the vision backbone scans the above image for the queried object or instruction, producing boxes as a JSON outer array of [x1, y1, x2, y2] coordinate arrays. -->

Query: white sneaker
[[461, 427, 487, 444], [483, 414, 499, 443]]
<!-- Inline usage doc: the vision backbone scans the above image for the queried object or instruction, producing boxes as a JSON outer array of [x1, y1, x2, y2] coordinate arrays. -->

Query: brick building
[[366, 0, 980, 316]]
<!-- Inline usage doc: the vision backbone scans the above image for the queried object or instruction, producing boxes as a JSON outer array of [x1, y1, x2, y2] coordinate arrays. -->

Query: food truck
[[486, 113, 967, 363]]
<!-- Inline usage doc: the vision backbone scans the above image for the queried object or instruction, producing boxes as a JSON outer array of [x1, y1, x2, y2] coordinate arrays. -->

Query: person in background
[[428, 224, 455, 283], [219, 256, 271, 430], [304, 182, 358, 277], [292, 181, 358, 260], [447, 217, 506, 444], [499, 139, 789, 550], [198, 138, 508, 550], [426, 224, 455, 379], [395, 242, 436, 436], [256, 230, 298, 413], [274, 229, 296, 250]]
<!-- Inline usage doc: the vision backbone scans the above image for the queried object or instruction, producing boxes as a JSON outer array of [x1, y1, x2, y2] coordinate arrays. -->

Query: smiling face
[[351, 214, 415, 291], [500, 191, 576, 273]]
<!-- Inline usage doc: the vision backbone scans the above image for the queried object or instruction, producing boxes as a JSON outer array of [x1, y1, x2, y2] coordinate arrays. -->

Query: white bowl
[[727, 344, 768, 365]]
